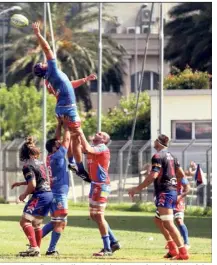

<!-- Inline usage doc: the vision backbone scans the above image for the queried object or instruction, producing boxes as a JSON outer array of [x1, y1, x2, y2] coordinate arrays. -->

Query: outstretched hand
[[32, 22, 41, 36], [128, 187, 139, 200], [86, 73, 97, 81], [11, 182, 20, 189]]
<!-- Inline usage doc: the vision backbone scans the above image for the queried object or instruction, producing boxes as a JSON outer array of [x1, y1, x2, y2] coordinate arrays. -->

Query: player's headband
[[156, 134, 169, 147]]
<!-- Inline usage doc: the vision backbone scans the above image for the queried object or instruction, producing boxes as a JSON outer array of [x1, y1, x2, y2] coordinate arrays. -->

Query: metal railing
[[0, 138, 212, 207]]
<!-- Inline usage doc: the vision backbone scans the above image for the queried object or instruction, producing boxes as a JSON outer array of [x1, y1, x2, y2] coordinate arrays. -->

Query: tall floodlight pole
[[159, 3, 164, 134], [0, 5, 22, 185], [97, 2, 102, 132], [0, 6, 22, 84], [134, 4, 147, 92], [42, 3, 47, 163], [47, 3, 56, 57]]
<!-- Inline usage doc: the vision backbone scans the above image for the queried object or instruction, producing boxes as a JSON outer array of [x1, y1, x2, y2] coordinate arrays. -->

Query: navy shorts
[[155, 191, 177, 209], [50, 193, 68, 217], [55, 106, 81, 128], [23, 191, 53, 217]]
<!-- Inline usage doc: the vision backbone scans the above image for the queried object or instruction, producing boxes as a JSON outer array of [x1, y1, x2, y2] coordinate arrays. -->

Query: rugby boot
[[111, 241, 121, 253], [93, 248, 112, 257]]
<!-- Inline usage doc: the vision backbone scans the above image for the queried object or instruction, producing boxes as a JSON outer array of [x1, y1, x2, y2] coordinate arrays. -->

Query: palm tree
[[0, 3, 126, 111], [164, 3, 212, 73]]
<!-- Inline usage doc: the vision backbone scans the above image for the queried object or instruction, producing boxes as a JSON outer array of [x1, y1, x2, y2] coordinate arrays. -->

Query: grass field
[[0, 204, 212, 263]]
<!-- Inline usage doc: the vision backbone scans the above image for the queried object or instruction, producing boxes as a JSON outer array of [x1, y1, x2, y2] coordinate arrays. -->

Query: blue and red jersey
[[151, 150, 180, 195], [46, 145, 69, 195], [45, 59, 76, 107], [87, 144, 110, 184], [22, 159, 51, 194]]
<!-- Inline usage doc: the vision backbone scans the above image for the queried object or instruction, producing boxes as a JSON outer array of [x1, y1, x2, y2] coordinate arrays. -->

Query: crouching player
[[74, 128, 121, 256], [11, 137, 53, 257]]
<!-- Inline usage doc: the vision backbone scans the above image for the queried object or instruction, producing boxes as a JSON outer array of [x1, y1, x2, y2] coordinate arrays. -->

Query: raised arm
[[61, 120, 71, 150], [32, 22, 54, 60], [75, 128, 96, 154], [55, 118, 62, 140], [71, 74, 97, 89]]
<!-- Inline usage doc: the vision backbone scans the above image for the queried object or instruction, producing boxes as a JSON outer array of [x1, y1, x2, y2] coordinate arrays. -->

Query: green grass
[[68, 201, 212, 217], [0, 204, 212, 262]]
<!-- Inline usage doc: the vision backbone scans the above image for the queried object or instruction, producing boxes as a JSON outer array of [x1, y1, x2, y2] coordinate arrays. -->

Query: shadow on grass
[[0, 214, 212, 239]]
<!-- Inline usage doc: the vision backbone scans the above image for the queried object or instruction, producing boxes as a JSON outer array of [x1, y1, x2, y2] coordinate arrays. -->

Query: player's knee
[[90, 212, 96, 221], [95, 213, 105, 224], [32, 218, 43, 229], [154, 216, 161, 225], [175, 218, 183, 226], [20, 218, 30, 228]]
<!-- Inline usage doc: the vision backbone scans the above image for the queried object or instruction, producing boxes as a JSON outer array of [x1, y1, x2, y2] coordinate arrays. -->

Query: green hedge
[[164, 66, 210, 90]]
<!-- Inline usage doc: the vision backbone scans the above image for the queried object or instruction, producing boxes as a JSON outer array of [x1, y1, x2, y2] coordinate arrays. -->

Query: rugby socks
[[178, 224, 189, 245], [108, 225, 117, 244], [102, 235, 111, 251], [167, 240, 178, 256], [42, 222, 54, 238], [48, 231, 61, 252], [22, 224, 38, 248], [76, 162, 85, 172], [34, 227, 42, 247], [68, 156, 76, 165]]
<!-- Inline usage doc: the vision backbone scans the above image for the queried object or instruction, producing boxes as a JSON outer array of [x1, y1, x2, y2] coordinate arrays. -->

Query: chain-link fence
[[0, 138, 212, 207]]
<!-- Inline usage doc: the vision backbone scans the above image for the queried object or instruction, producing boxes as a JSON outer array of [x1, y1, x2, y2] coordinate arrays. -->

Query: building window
[[172, 121, 212, 140], [175, 122, 192, 140], [195, 122, 212, 139], [131, 71, 159, 92]]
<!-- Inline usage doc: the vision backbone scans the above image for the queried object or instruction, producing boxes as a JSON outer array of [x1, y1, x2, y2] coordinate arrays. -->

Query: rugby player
[[73, 128, 121, 256], [32, 22, 92, 179], [155, 176, 191, 253], [11, 137, 53, 257], [45, 73, 96, 176], [36, 118, 70, 255], [128, 134, 189, 260]]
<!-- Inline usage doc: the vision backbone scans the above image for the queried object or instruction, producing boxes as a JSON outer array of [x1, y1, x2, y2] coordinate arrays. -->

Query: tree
[[0, 3, 126, 111], [0, 83, 56, 141], [164, 3, 212, 73]]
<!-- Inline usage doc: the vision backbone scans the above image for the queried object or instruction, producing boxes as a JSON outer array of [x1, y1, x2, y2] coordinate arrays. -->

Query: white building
[[83, 2, 178, 112], [149, 90, 212, 141]]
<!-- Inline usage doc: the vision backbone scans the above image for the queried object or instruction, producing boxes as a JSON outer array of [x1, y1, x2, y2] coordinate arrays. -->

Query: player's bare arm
[[76, 128, 96, 154], [32, 22, 54, 60], [61, 120, 71, 150], [55, 117, 62, 140], [128, 171, 159, 198], [176, 166, 185, 180], [180, 182, 191, 199], [71, 73, 97, 89], [11, 181, 27, 189], [19, 178, 36, 201]]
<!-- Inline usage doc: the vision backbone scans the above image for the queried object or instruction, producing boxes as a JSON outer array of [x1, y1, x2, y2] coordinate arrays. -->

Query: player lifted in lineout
[[32, 22, 96, 181]]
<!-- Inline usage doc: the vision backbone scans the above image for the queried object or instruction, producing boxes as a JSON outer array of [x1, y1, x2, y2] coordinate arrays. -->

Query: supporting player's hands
[[177, 195, 182, 203], [32, 22, 41, 36], [11, 182, 20, 189], [128, 187, 140, 199], [19, 193, 27, 202], [70, 127, 83, 137], [86, 73, 97, 81]]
